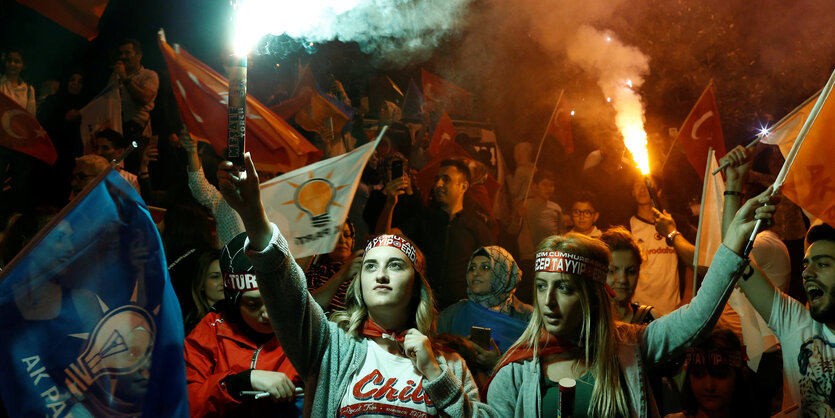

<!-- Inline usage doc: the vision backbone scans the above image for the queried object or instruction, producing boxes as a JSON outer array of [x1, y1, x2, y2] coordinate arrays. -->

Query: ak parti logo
[[283, 169, 350, 228]]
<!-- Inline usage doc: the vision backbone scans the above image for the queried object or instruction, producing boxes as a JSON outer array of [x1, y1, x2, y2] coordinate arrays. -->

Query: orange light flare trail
[[615, 81, 660, 209]]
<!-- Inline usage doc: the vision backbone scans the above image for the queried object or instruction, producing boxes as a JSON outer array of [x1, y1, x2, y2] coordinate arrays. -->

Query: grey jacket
[[246, 224, 494, 417], [486, 244, 747, 417]]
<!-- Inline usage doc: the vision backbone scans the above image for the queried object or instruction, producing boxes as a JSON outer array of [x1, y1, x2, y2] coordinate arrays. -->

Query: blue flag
[[0, 169, 188, 417]]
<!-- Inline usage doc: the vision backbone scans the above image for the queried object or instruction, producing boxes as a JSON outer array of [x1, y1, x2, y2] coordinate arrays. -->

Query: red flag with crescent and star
[[428, 112, 455, 157], [546, 94, 574, 154], [0, 93, 57, 164], [159, 36, 321, 173], [675, 83, 726, 177]]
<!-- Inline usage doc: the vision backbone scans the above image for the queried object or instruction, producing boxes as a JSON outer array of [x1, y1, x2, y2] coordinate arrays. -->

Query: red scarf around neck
[[361, 318, 408, 343], [482, 334, 578, 397]]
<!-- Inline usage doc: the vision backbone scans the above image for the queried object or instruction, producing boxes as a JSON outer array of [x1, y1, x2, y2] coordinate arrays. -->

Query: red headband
[[365, 235, 426, 276], [534, 251, 609, 285], [224, 272, 259, 292]]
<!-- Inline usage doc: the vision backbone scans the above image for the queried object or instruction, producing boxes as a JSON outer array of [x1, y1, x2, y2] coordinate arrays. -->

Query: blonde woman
[[486, 187, 778, 417], [217, 154, 489, 417]]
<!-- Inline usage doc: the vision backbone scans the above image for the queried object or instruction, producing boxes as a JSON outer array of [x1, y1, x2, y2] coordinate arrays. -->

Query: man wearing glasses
[[69, 155, 109, 199]]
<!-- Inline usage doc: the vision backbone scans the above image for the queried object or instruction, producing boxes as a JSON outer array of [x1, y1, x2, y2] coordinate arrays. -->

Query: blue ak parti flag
[[0, 169, 188, 417]]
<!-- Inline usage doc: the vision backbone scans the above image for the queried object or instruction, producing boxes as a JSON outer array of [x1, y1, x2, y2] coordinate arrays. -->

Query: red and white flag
[[675, 83, 726, 178], [16, 0, 107, 40], [428, 112, 455, 158], [0, 93, 56, 164], [159, 37, 321, 173], [421, 69, 471, 115], [546, 95, 574, 154]]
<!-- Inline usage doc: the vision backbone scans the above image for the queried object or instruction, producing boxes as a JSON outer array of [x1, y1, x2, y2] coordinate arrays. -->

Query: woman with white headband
[[485, 187, 779, 417], [217, 154, 488, 417]]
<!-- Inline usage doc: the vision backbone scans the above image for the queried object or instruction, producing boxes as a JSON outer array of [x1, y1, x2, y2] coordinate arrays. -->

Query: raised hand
[[718, 145, 753, 186], [218, 153, 271, 251], [402, 328, 442, 380], [723, 186, 779, 254]]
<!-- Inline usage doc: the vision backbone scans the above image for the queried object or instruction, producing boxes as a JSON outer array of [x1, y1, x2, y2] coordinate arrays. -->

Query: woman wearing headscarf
[[438, 246, 533, 354]]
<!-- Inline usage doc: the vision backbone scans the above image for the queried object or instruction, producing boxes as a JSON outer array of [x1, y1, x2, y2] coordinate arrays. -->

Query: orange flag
[[16, 0, 107, 40], [675, 83, 726, 177], [421, 69, 472, 115], [546, 95, 574, 154], [159, 37, 321, 173], [0, 93, 57, 164], [780, 89, 835, 225]]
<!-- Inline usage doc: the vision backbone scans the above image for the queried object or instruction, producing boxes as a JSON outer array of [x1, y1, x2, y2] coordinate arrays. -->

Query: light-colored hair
[[190, 249, 221, 321], [499, 233, 629, 417], [74, 154, 109, 174], [330, 249, 438, 339]]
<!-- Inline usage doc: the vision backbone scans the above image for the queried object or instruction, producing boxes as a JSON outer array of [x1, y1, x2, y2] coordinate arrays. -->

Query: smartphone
[[390, 159, 404, 180], [470, 326, 492, 350]]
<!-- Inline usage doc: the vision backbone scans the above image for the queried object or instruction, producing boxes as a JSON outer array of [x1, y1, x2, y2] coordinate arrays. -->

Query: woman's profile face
[[466, 255, 492, 295], [689, 366, 735, 414], [360, 246, 415, 312], [202, 260, 224, 305], [535, 272, 583, 339]]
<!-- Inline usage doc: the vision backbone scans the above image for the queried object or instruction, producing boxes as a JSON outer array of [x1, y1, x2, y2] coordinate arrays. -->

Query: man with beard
[[722, 145, 835, 415], [110, 38, 158, 139], [737, 222, 835, 415], [376, 158, 496, 310]]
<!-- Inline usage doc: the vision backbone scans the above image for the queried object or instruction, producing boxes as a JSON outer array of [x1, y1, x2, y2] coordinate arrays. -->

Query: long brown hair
[[499, 233, 630, 416]]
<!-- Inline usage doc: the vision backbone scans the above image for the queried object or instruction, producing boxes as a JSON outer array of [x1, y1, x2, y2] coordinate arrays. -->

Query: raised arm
[[641, 187, 778, 364], [218, 154, 333, 376]]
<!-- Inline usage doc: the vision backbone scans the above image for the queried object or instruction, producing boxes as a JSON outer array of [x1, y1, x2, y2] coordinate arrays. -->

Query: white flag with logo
[[79, 83, 122, 154], [260, 134, 381, 258]]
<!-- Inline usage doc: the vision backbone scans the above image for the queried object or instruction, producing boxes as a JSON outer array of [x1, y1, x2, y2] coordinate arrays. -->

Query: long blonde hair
[[499, 233, 630, 417], [330, 247, 438, 339]]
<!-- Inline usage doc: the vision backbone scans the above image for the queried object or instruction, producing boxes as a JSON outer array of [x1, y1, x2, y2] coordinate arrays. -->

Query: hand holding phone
[[470, 326, 492, 350]]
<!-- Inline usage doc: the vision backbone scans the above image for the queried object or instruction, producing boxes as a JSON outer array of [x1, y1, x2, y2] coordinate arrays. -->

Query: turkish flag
[[16, 0, 107, 40], [675, 84, 726, 177], [428, 112, 455, 157], [546, 95, 574, 154], [159, 38, 321, 173], [416, 132, 500, 217], [0, 94, 57, 164], [421, 69, 472, 116]]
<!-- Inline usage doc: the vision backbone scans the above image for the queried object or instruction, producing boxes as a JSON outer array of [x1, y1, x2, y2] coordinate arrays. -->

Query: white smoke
[[234, 0, 472, 66], [566, 24, 651, 172]]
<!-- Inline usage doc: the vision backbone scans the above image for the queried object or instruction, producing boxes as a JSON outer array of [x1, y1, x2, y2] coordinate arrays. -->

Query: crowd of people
[[0, 37, 833, 417]]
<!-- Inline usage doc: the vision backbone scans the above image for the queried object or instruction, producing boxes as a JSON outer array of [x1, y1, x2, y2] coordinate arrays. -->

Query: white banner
[[260, 134, 381, 258], [79, 83, 122, 154]]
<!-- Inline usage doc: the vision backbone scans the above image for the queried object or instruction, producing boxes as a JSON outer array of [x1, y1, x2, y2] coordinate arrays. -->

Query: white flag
[[79, 83, 122, 154], [260, 136, 380, 258], [693, 149, 725, 271]]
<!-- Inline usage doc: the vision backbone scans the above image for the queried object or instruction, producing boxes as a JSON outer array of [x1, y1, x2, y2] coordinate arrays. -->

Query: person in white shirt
[[111, 39, 158, 139], [0, 50, 36, 114]]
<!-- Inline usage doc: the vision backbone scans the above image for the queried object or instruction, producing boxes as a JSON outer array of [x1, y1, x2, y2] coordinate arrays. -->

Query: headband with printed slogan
[[534, 250, 614, 297], [364, 234, 426, 277]]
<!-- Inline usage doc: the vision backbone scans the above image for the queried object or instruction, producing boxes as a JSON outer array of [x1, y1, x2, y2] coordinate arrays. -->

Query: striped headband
[[365, 234, 426, 277]]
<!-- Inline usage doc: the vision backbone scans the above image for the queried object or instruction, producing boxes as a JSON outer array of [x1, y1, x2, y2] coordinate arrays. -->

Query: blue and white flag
[[0, 169, 188, 417]]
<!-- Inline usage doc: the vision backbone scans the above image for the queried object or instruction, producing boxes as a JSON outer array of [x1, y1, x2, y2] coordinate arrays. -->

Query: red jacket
[[184, 312, 302, 417]]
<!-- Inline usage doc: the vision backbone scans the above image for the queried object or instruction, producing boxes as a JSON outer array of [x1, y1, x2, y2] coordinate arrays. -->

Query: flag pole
[[742, 68, 835, 257], [520, 90, 564, 208], [660, 80, 714, 171]]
